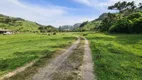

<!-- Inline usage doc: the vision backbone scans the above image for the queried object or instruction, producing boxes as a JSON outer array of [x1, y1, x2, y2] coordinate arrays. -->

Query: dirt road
[[31, 37, 81, 80], [31, 37, 95, 80], [4, 37, 96, 80]]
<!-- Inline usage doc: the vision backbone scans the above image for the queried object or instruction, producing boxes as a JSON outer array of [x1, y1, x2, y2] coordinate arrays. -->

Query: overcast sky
[[0, 0, 141, 27]]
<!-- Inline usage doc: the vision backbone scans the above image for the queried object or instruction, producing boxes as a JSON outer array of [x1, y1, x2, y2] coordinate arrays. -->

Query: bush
[[82, 33, 88, 36], [53, 32, 56, 35], [127, 12, 142, 20], [109, 12, 142, 33], [109, 18, 133, 33], [132, 17, 142, 33], [99, 13, 118, 32]]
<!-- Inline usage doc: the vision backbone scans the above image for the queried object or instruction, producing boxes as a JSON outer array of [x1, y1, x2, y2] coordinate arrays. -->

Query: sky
[[0, 0, 141, 27]]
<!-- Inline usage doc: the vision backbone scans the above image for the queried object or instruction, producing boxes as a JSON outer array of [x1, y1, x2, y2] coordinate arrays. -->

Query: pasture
[[87, 33, 142, 80], [1, 32, 142, 80], [0, 33, 76, 76]]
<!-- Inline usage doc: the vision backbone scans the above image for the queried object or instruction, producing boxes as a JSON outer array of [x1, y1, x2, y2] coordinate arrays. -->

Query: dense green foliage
[[109, 12, 142, 33], [99, 1, 142, 33], [100, 13, 118, 31], [80, 21, 101, 31], [87, 33, 142, 80], [79, 21, 88, 28], [38, 25, 57, 33], [0, 33, 75, 76], [76, 1, 142, 33]]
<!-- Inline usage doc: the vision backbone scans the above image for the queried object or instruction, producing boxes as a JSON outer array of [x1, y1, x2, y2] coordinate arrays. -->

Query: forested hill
[[99, 1, 142, 33], [57, 13, 110, 32], [0, 14, 41, 32], [72, 13, 108, 31], [76, 1, 142, 33]]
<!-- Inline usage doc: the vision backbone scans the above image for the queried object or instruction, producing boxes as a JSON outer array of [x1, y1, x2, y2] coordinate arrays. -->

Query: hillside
[[74, 13, 107, 31], [78, 9, 142, 33], [85, 1, 142, 33], [58, 13, 108, 32], [95, 13, 108, 21], [59, 25, 73, 31], [81, 20, 101, 31], [0, 14, 40, 32]]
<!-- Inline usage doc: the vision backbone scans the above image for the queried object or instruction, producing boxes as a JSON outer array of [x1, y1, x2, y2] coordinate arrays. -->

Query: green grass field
[[0, 33, 76, 76], [1, 32, 142, 80], [86, 33, 142, 80]]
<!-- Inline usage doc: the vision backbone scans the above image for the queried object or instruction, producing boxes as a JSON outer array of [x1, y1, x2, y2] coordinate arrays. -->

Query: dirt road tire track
[[80, 37, 96, 80], [31, 37, 80, 80]]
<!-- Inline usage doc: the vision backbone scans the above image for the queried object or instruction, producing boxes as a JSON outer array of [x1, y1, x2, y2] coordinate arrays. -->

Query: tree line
[[38, 25, 57, 33], [99, 1, 142, 33]]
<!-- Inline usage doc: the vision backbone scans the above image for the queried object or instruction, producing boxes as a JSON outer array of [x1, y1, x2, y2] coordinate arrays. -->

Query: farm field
[[1, 32, 142, 80], [0, 0, 142, 79], [86, 33, 142, 80], [0, 33, 76, 76]]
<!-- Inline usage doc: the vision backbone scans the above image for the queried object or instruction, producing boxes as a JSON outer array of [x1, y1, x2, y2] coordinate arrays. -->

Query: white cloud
[[73, 0, 142, 16], [0, 0, 96, 27], [0, 0, 66, 18], [73, 0, 142, 7]]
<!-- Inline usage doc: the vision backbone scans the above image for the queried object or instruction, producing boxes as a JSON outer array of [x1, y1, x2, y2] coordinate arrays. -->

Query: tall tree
[[79, 21, 88, 28], [108, 1, 136, 13], [127, 1, 136, 12], [139, 3, 142, 9], [100, 13, 117, 31], [108, 1, 127, 13]]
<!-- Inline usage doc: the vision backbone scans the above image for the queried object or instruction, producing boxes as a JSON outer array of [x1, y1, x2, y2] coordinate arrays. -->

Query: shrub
[[109, 18, 133, 33], [53, 32, 56, 35], [99, 13, 118, 32], [127, 12, 142, 20], [83, 33, 88, 36], [132, 17, 142, 33]]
